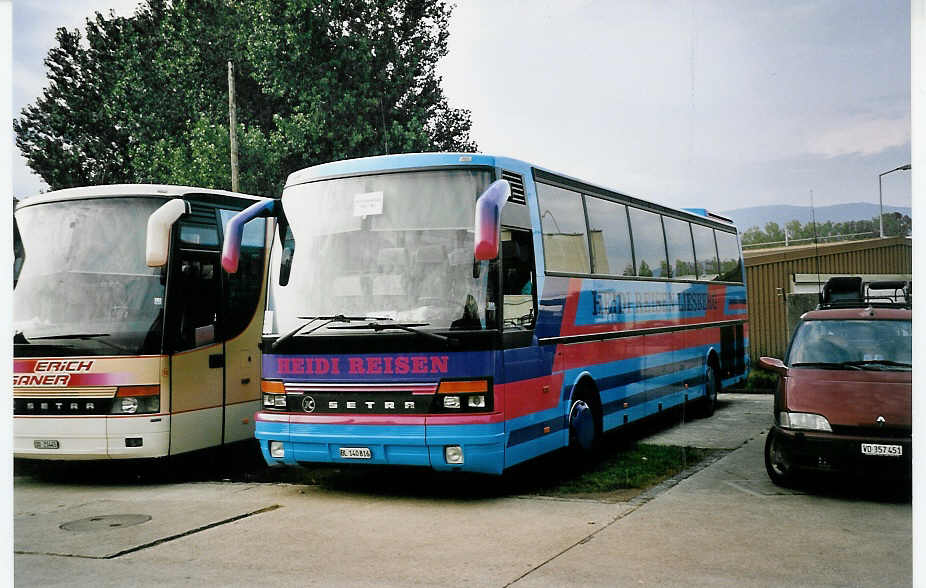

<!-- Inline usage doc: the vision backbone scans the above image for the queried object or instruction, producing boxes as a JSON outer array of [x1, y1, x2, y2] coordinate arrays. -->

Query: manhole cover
[[60, 514, 152, 532]]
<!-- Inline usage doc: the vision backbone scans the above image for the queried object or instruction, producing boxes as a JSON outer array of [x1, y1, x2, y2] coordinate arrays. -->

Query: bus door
[[217, 210, 268, 444], [167, 216, 226, 455], [499, 230, 557, 460]]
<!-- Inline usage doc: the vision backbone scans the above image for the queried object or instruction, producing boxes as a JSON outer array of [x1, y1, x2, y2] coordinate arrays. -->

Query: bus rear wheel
[[698, 363, 719, 418]]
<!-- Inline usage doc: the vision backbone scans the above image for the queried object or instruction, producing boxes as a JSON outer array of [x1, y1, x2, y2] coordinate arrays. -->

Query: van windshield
[[787, 319, 912, 370]]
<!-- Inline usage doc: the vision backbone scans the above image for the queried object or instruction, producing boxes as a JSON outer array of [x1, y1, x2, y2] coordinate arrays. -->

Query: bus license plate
[[339, 447, 372, 459], [34, 440, 59, 450], [861, 443, 902, 457]]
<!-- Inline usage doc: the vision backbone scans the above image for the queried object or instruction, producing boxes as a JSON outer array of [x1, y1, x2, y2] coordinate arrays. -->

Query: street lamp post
[[878, 164, 911, 238]]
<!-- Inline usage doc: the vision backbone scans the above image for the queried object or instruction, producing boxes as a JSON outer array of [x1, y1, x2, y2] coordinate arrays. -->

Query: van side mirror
[[758, 356, 788, 376], [146, 199, 190, 267], [473, 179, 511, 261], [222, 198, 277, 273]]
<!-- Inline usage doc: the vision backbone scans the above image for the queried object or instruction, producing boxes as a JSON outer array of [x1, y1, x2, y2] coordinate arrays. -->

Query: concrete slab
[[14, 478, 294, 558], [14, 394, 910, 587], [16, 486, 632, 587], [643, 393, 773, 450], [512, 432, 912, 588]]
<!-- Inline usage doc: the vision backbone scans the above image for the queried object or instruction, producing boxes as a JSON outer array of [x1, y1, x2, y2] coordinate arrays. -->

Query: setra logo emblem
[[301, 395, 316, 413], [876, 415, 886, 427]]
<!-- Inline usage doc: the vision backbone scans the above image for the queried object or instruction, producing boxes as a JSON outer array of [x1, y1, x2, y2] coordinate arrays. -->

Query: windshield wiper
[[842, 360, 912, 370], [27, 332, 129, 353], [791, 362, 863, 370], [270, 314, 393, 351], [31, 333, 110, 340], [328, 321, 456, 343]]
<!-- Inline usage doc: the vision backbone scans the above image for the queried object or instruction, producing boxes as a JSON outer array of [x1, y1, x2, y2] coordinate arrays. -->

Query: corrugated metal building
[[742, 236, 912, 361]]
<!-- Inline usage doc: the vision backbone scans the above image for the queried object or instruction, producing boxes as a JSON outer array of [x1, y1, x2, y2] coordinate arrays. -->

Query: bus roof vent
[[501, 170, 526, 206]]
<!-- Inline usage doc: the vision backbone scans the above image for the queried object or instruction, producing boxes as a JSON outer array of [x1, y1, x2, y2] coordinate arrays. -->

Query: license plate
[[339, 447, 372, 459], [861, 443, 903, 457], [34, 439, 59, 450]]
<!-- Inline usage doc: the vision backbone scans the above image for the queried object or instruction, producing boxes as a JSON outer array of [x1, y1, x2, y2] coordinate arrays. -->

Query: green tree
[[14, 0, 476, 196], [880, 213, 912, 237]]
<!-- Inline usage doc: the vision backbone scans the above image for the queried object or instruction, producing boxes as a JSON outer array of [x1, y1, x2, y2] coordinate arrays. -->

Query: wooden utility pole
[[228, 61, 240, 192]]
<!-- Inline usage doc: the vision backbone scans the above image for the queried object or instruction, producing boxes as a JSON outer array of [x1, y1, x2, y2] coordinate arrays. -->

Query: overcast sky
[[10, 0, 912, 212]]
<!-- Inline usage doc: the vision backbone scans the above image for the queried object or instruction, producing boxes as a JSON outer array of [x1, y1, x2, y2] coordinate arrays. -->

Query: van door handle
[[209, 354, 224, 368]]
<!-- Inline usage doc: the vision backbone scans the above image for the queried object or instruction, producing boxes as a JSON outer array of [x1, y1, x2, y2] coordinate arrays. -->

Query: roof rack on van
[[818, 276, 911, 310]]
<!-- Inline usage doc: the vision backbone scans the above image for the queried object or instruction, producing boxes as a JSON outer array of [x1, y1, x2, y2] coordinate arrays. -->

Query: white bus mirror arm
[[146, 199, 190, 267]]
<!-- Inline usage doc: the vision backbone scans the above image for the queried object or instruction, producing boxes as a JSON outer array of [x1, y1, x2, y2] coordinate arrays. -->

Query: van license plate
[[34, 440, 59, 449], [339, 447, 372, 459], [861, 443, 902, 456]]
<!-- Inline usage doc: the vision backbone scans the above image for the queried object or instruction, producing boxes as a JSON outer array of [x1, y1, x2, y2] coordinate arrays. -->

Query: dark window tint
[[219, 210, 266, 339], [716, 231, 743, 282], [501, 229, 536, 329], [171, 250, 220, 351], [585, 197, 634, 276], [179, 223, 219, 247], [537, 183, 590, 273], [691, 223, 719, 280], [627, 208, 667, 277], [663, 216, 696, 279]]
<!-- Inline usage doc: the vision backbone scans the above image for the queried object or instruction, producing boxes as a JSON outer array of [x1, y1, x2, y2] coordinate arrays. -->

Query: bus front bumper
[[14, 415, 170, 460], [255, 412, 506, 475]]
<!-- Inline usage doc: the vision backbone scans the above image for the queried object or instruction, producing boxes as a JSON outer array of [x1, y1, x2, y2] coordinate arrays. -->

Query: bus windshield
[[268, 169, 496, 335], [14, 197, 168, 355]]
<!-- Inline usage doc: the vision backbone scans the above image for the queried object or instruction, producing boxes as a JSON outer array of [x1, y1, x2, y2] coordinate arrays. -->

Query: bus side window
[[174, 251, 221, 350], [502, 230, 536, 328], [219, 210, 267, 339]]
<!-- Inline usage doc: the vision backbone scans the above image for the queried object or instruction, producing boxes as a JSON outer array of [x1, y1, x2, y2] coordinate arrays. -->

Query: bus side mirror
[[473, 179, 511, 261], [222, 198, 277, 273], [146, 199, 190, 267]]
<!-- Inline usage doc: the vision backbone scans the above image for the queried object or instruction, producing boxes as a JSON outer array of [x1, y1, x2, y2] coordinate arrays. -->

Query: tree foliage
[[740, 213, 912, 247], [14, 0, 476, 197]]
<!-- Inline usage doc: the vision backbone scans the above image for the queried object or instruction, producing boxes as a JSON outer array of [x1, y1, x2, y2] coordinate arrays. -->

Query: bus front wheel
[[569, 390, 601, 452]]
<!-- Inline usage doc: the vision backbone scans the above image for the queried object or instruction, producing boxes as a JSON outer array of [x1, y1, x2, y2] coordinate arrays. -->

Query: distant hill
[[721, 202, 912, 231]]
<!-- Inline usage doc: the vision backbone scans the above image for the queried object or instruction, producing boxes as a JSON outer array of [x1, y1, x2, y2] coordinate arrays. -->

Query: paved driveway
[[14, 393, 911, 587]]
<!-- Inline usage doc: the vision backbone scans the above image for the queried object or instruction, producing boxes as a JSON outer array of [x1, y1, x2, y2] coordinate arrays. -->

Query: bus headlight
[[119, 398, 138, 414], [261, 380, 287, 409], [436, 379, 491, 411], [111, 386, 160, 414]]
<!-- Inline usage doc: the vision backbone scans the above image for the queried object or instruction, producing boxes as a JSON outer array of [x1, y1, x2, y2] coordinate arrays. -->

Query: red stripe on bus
[[256, 412, 428, 426], [499, 374, 563, 420], [554, 327, 721, 372]]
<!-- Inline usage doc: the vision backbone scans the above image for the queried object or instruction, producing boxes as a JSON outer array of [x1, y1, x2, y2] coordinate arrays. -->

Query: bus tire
[[698, 362, 719, 418], [765, 428, 797, 487], [568, 386, 602, 453]]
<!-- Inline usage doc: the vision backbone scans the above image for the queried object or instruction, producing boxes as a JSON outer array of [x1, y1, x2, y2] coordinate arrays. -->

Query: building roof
[[743, 236, 910, 266]]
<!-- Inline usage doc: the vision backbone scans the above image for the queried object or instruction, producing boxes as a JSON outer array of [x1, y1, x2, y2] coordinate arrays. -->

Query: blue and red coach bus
[[222, 153, 748, 475]]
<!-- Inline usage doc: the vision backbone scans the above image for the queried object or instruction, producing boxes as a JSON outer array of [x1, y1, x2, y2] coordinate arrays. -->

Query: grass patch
[[742, 367, 779, 392], [539, 444, 714, 499]]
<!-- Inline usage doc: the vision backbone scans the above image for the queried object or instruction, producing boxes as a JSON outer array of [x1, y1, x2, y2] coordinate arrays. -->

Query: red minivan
[[759, 278, 911, 486]]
